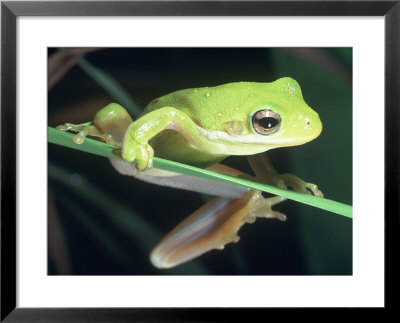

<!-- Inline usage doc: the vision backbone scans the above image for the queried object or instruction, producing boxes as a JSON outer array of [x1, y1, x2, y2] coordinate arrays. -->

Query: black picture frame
[[1, 0, 399, 321]]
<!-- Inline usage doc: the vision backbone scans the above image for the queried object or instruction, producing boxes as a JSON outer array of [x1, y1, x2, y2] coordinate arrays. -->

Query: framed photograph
[[1, 0, 398, 320]]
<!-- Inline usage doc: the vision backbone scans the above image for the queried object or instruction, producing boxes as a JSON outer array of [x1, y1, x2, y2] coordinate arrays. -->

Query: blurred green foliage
[[48, 48, 352, 275]]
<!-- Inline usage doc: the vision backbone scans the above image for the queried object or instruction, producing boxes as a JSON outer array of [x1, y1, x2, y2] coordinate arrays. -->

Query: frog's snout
[[304, 111, 322, 139]]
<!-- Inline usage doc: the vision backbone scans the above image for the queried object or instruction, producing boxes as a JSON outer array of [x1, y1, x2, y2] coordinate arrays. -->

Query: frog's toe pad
[[122, 141, 154, 171], [250, 195, 287, 221], [135, 144, 154, 170]]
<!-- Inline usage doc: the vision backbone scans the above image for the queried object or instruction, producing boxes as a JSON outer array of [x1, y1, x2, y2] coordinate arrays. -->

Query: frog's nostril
[[305, 118, 311, 126]]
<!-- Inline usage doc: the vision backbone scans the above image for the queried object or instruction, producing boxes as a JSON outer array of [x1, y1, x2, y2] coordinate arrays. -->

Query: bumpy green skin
[[145, 78, 305, 133], [119, 77, 322, 170], [89, 77, 322, 170], [93, 103, 133, 144]]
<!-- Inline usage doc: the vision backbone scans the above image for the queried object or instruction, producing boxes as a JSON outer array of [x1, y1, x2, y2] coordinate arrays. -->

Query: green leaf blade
[[48, 127, 352, 219]]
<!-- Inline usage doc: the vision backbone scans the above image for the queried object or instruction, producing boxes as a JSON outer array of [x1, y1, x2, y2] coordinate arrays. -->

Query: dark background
[[48, 48, 352, 275]]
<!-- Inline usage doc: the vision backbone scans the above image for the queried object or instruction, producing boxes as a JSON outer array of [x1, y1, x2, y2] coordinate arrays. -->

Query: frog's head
[[196, 77, 322, 156], [244, 77, 323, 149]]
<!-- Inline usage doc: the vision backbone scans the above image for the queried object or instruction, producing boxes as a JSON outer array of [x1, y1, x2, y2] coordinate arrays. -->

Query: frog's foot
[[275, 173, 324, 198], [150, 190, 287, 269], [122, 138, 154, 171], [56, 122, 91, 133], [56, 122, 119, 146], [249, 195, 287, 221]]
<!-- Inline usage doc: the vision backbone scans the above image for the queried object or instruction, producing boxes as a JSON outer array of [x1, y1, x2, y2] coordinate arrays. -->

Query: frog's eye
[[252, 110, 281, 135]]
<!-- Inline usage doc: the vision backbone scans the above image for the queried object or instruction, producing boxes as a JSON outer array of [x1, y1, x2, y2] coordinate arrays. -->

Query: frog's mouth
[[195, 123, 322, 147]]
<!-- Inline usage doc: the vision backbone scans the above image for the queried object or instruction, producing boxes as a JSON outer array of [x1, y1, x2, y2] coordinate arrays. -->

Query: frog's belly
[[150, 130, 227, 168]]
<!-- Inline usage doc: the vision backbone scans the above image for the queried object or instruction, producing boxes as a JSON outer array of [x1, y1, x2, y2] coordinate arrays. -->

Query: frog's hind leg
[[150, 189, 287, 269], [250, 195, 287, 221], [247, 153, 324, 198], [207, 163, 288, 220]]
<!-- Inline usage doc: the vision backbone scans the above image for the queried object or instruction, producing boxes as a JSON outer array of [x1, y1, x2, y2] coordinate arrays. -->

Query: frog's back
[[142, 80, 303, 130], [142, 82, 284, 130]]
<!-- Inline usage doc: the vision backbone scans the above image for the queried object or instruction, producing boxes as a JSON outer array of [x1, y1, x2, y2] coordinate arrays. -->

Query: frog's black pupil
[[259, 117, 278, 129]]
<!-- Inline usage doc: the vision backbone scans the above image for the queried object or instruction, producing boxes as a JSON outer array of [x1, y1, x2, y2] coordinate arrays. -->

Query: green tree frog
[[57, 77, 323, 269]]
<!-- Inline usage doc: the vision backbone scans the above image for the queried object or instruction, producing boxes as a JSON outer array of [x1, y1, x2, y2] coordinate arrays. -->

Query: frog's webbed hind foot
[[247, 153, 324, 198], [250, 195, 287, 221], [56, 122, 119, 146]]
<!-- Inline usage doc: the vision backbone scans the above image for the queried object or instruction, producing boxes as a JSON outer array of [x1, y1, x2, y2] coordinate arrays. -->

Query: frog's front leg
[[247, 153, 323, 197], [57, 122, 118, 145], [121, 106, 209, 170], [56, 121, 94, 144]]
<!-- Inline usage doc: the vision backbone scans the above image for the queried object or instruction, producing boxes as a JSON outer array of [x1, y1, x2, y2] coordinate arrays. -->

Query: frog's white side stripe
[[195, 124, 266, 143], [194, 124, 313, 155]]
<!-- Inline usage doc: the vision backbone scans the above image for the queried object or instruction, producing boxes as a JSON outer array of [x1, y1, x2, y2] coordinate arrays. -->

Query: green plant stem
[[48, 127, 353, 219]]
